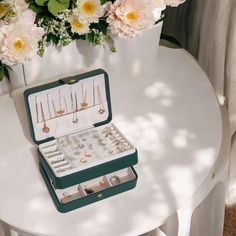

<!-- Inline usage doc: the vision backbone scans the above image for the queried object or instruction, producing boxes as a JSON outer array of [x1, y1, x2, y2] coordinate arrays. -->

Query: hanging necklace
[[80, 83, 88, 109], [97, 86, 105, 114], [40, 102, 50, 133]]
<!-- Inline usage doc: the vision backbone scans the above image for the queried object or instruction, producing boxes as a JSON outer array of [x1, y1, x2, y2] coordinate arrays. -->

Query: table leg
[[140, 228, 166, 236], [177, 207, 192, 236], [0, 221, 11, 236]]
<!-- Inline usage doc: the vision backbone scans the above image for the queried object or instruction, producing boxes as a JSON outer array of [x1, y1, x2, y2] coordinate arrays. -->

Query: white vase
[[9, 22, 163, 88], [0, 77, 10, 96]]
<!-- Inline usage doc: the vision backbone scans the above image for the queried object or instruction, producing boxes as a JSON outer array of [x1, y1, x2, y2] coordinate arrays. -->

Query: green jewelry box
[[24, 69, 138, 212]]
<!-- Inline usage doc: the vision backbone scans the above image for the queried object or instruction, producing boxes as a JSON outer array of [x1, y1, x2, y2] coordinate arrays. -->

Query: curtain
[[162, 0, 236, 203], [162, 0, 236, 123]]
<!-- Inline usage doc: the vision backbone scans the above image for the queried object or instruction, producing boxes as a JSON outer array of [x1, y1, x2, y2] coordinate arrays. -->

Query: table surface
[[0, 46, 222, 236]]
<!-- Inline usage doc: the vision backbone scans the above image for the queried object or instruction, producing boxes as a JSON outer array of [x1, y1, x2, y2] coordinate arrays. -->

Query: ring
[[99, 109, 105, 114], [110, 175, 121, 185], [62, 192, 71, 198], [84, 187, 94, 194]]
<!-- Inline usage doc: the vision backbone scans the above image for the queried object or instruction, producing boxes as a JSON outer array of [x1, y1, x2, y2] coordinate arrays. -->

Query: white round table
[[0, 46, 222, 236]]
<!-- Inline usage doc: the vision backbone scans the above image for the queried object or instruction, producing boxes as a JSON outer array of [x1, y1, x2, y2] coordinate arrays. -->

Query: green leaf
[[104, 35, 116, 52], [3, 66, 10, 80], [91, 20, 108, 34], [48, 0, 70, 15], [100, 0, 108, 4], [57, 0, 70, 4], [86, 32, 95, 44], [35, 0, 48, 6], [0, 66, 4, 81], [47, 33, 60, 45], [29, 2, 46, 13]]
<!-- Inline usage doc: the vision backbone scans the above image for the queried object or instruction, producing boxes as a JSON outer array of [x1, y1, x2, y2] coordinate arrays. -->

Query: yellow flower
[[70, 16, 90, 35], [107, 0, 156, 38], [77, 0, 104, 23], [0, 22, 44, 65], [0, 3, 10, 19], [13, 38, 26, 52]]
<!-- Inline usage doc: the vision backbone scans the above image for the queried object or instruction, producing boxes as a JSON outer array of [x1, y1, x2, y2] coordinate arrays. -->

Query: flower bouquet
[[0, 0, 185, 81]]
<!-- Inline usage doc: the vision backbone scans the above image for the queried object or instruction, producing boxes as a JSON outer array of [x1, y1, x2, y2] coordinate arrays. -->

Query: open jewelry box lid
[[24, 69, 112, 145]]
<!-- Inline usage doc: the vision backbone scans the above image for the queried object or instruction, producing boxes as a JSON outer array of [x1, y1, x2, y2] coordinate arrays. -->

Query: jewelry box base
[[39, 164, 138, 213]]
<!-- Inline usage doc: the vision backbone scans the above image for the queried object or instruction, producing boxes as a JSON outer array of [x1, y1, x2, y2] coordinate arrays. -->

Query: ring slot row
[[39, 124, 135, 177], [39, 141, 74, 174]]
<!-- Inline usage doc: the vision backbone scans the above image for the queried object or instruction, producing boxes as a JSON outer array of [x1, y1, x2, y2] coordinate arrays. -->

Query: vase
[[9, 22, 163, 89], [0, 78, 10, 96]]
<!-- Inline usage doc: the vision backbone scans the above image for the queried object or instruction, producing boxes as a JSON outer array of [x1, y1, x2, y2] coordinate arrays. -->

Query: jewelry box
[[24, 69, 138, 212]]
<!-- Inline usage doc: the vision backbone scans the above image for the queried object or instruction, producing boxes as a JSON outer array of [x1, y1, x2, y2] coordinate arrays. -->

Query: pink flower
[[19, 8, 36, 23], [164, 0, 185, 7], [0, 0, 35, 24], [107, 0, 156, 38], [0, 22, 44, 65], [153, 0, 166, 21]]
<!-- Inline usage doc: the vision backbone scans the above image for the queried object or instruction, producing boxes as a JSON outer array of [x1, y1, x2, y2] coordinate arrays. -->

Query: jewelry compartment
[[24, 69, 138, 211], [39, 123, 135, 175], [39, 165, 138, 213], [24, 69, 112, 144]]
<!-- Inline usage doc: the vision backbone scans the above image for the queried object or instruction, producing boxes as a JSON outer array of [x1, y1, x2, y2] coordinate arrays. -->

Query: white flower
[[152, 0, 166, 21], [13, 0, 28, 12], [0, 2, 10, 19], [107, 0, 156, 38], [0, 22, 44, 65], [0, 0, 35, 24], [19, 8, 36, 23], [164, 0, 185, 7], [76, 0, 104, 23], [69, 15, 90, 35]]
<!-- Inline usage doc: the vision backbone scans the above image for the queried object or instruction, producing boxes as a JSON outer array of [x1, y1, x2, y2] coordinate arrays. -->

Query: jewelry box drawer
[[39, 165, 138, 213]]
